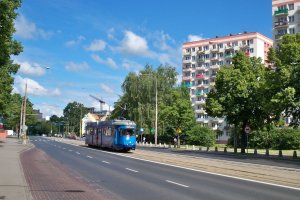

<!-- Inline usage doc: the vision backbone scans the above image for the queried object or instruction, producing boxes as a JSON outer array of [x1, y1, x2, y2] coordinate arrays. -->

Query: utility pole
[[22, 81, 28, 144]]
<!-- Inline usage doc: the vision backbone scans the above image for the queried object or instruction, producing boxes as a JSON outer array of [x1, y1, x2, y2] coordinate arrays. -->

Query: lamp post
[[140, 73, 158, 146]]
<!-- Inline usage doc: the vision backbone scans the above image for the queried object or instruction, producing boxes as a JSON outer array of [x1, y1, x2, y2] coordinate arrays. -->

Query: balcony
[[197, 50, 205, 55], [274, 21, 289, 28], [211, 48, 219, 53], [181, 83, 192, 88], [225, 45, 234, 50], [183, 67, 191, 71], [196, 118, 209, 123], [275, 34, 284, 40], [224, 54, 233, 59], [197, 84, 209, 89], [196, 74, 205, 79], [210, 57, 219, 61], [195, 100, 206, 104], [182, 76, 191, 81], [274, 9, 288, 16], [210, 81, 215, 86], [197, 58, 205, 63], [195, 109, 206, 114], [183, 59, 191, 64], [245, 52, 250, 56], [183, 51, 191, 56], [196, 66, 206, 71], [210, 65, 220, 70]]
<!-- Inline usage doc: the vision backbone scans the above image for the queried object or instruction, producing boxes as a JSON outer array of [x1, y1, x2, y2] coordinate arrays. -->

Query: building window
[[198, 46, 202, 51], [192, 72, 195, 77], [278, 29, 287, 35], [278, 5, 287, 10], [250, 48, 254, 53], [204, 46, 209, 50], [232, 41, 238, 47], [218, 43, 223, 48], [218, 61, 223, 65], [211, 123, 216, 128], [205, 54, 210, 59], [289, 16, 294, 22], [212, 61, 217, 65], [192, 64, 195, 68], [185, 56, 190, 60], [192, 48, 195, 52], [192, 56, 195, 61], [205, 63, 209, 67], [288, 4, 294, 10], [186, 48, 191, 53], [289, 28, 295, 34], [219, 52, 223, 57]]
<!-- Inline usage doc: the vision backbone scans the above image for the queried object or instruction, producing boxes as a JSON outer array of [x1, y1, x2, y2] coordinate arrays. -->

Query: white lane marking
[[166, 180, 189, 188], [69, 149, 72, 152], [125, 168, 139, 173], [76, 152, 80, 155], [87, 155, 93, 159], [102, 161, 110, 164]]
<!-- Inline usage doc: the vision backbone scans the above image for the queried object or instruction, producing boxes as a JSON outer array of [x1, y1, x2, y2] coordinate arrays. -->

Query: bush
[[186, 124, 216, 147], [270, 128, 300, 150], [249, 128, 300, 150]]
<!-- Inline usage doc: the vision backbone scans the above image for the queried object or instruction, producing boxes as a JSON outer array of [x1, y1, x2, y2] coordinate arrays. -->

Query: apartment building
[[182, 32, 273, 143], [272, 0, 300, 41]]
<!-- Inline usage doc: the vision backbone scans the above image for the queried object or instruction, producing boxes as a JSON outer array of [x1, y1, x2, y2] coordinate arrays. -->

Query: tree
[[4, 93, 37, 134], [186, 125, 216, 147], [159, 87, 196, 143], [0, 0, 23, 116], [267, 33, 300, 127], [63, 102, 87, 135], [110, 64, 178, 142], [205, 52, 275, 153]]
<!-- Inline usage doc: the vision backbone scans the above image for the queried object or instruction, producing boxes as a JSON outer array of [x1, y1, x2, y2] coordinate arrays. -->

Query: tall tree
[[267, 33, 300, 127], [205, 52, 275, 153], [63, 102, 87, 135], [0, 0, 23, 116], [159, 87, 196, 142], [110, 64, 180, 142], [4, 93, 36, 133]]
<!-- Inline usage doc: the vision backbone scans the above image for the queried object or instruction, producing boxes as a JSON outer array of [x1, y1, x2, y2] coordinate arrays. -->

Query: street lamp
[[140, 73, 158, 146]]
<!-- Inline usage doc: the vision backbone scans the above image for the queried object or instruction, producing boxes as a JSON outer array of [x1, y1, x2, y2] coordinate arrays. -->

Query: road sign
[[244, 126, 251, 134]]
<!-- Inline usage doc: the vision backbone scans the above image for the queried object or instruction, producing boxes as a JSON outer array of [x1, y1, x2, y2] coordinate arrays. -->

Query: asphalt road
[[30, 136, 300, 200]]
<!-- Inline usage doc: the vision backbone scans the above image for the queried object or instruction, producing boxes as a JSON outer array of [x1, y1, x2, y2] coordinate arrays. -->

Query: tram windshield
[[121, 129, 135, 136]]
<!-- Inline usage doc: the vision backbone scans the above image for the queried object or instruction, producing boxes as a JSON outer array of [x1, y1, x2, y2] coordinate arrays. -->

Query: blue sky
[[13, 0, 272, 117]]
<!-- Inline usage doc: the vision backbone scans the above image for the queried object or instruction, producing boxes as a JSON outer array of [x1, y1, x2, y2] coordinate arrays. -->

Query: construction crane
[[89, 95, 105, 112]]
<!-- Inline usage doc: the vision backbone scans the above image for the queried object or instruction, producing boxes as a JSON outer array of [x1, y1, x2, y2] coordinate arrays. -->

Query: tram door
[[118, 128, 123, 144]]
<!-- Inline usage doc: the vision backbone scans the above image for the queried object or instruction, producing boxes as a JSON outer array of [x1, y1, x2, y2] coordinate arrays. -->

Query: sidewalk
[[0, 137, 32, 200]]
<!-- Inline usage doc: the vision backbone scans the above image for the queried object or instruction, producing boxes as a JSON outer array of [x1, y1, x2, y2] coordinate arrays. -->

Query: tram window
[[122, 129, 134, 136]]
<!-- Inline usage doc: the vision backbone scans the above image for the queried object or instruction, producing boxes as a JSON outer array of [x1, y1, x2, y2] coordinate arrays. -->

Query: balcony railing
[[224, 54, 233, 59], [196, 74, 205, 79], [197, 58, 205, 63], [182, 76, 191, 81], [274, 9, 288, 16], [181, 83, 192, 88], [274, 21, 289, 28]]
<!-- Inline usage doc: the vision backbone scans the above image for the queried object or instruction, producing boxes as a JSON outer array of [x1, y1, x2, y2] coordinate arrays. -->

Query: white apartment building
[[182, 32, 273, 143], [272, 0, 300, 42]]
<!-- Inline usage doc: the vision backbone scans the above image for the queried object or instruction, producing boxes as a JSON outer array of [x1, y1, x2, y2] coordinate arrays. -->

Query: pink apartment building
[[182, 32, 273, 143], [272, 0, 300, 42]]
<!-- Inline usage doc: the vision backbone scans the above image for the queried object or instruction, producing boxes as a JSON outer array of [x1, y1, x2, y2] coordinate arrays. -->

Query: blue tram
[[85, 119, 136, 151]]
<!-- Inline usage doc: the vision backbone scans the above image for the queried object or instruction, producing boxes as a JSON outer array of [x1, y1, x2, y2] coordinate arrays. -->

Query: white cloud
[[16, 60, 47, 76], [13, 76, 61, 96], [116, 31, 153, 56], [91, 54, 117, 69], [100, 83, 114, 94], [151, 31, 175, 51], [65, 35, 86, 47], [65, 62, 89, 72], [85, 39, 106, 51], [121, 59, 143, 71], [187, 34, 205, 42], [15, 15, 53, 39], [34, 103, 63, 117]]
